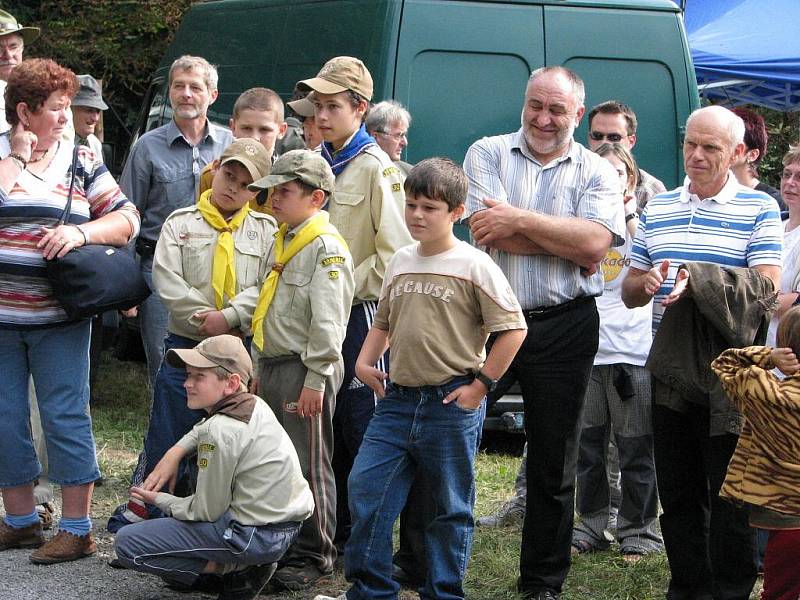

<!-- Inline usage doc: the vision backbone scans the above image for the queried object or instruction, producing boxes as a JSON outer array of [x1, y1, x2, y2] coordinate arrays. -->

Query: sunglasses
[[589, 131, 626, 143]]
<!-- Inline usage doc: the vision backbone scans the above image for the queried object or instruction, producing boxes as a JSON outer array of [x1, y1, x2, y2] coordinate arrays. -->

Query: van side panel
[[394, 1, 545, 165], [544, 5, 699, 188]]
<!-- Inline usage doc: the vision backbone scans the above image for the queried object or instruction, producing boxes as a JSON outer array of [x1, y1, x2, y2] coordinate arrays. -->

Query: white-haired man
[[622, 105, 783, 599]]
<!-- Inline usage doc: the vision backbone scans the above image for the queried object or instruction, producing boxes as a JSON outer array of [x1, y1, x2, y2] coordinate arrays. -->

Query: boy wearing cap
[[109, 139, 276, 532], [71, 74, 107, 161], [114, 334, 314, 600], [315, 158, 526, 600], [248, 149, 354, 590], [299, 55, 413, 554]]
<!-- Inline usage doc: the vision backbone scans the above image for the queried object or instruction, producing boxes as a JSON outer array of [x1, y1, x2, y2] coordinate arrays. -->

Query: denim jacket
[[646, 262, 778, 435]]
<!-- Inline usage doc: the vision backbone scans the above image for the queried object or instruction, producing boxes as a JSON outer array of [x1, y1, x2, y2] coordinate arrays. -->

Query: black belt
[[523, 296, 594, 320]]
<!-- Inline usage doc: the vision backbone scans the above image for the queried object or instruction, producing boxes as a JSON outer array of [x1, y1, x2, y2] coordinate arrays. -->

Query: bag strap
[[57, 144, 80, 226]]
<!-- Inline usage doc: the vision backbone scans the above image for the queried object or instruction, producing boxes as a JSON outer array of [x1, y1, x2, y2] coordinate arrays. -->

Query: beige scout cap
[[166, 334, 253, 385], [288, 96, 315, 118], [0, 10, 39, 45], [249, 149, 335, 194], [298, 56, 373, 101], [219, 137, 271, 183]]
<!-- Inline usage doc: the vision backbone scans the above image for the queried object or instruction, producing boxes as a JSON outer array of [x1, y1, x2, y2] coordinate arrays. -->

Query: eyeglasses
[[376, 130, 407, 141], [589, 131, 626, 143]]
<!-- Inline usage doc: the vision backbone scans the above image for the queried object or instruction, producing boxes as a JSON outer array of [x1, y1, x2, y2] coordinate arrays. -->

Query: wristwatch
[[475, 370, 498, 392]]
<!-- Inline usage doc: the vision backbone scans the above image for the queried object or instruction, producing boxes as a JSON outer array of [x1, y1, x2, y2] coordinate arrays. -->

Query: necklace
[[28, 147, 49, 164]]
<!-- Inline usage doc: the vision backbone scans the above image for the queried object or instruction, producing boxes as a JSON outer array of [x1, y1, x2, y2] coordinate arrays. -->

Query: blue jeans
[[139, 258, 169, 389], [131, 333, 206, 496], [344, 377, 485, 600], [0, 320, 100, 486]]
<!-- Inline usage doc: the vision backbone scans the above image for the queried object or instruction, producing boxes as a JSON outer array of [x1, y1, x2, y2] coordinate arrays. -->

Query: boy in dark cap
[[114, 334, 313, 600]]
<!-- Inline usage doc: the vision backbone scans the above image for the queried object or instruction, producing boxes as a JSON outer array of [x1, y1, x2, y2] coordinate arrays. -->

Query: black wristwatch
[[475, 370, 498, 392]]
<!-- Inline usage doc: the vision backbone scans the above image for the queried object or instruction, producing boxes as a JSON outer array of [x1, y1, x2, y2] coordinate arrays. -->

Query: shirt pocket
[[234, 241, 264, 289], [180, 237, 215, 287], [275, 267, 313, 317], [330, 190, 365, 241], [153, 164, 196, 210]]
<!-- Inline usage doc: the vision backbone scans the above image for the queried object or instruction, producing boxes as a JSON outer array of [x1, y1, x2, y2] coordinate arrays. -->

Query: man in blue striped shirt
[[622, 105, 782, 600], [464, 66, 623, 600]]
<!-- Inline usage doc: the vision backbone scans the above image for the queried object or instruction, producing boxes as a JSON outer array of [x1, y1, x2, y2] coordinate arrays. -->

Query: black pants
[[516, 297, 599, 595], [652, 393, 757, 600]]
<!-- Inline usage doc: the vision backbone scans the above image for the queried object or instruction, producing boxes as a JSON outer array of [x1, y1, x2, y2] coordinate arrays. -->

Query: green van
[[128, 0, 699, 431], [131, 0, 697, 188]]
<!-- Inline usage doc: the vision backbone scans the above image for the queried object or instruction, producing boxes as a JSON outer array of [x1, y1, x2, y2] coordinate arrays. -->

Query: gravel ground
[[0, 512, 356, 600]]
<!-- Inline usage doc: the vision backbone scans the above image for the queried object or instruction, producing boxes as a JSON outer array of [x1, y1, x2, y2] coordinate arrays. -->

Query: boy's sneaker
[[271, 560, 332, 591], [476, 497, 526, 528], [37, 503, 55, 530], [218, 562, 277, 600], [30, 530, 96, 564], [0, 521, 44, 550]]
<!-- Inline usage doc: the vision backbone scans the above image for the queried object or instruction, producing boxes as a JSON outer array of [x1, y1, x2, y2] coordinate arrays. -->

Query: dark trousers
[[516, 297, 599, 595], [652, 395, 758, 600]]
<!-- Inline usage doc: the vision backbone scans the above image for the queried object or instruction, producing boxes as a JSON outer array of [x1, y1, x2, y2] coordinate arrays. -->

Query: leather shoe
[[30, 530, 96, 564], [0, 520, 44, 550]]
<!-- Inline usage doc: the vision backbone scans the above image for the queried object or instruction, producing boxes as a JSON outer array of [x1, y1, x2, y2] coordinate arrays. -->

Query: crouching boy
[[315, 158, 527, 600], [248, 149, 355, 590], [114, 334, 314, 600]]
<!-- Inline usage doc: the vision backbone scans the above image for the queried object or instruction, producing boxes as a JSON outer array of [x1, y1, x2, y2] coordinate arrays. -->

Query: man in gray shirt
[[120, 55, 232, 388]]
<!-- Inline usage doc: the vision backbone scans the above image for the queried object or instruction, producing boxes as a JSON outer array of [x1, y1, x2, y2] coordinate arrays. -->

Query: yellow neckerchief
[[197, 189, 251, 309], [252, 211, 347, 351]]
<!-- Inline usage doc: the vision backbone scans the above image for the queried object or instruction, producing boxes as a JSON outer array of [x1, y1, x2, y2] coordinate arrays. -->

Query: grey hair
[[686, 106, 745, 148], [169, 55, 219, 91], [365, 100, 411, 133], [528, 66, 585, 107]]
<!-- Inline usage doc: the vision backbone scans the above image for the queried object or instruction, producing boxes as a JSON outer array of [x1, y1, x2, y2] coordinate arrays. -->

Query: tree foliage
[[756, 107, 799, 189], [4, 0, 199, 171]]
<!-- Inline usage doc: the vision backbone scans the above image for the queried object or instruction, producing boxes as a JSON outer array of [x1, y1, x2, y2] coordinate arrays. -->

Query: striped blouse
[[0, 138, 139, 328], [712, 346, 800, 522]]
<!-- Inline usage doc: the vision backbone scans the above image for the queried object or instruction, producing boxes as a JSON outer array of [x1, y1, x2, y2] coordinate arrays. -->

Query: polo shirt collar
[[680, 171, 739, 204], [512, 128, 581, 166]]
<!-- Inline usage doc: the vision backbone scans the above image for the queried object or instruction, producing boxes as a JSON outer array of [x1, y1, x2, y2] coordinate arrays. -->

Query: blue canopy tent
[[679, 0, 800, 111]]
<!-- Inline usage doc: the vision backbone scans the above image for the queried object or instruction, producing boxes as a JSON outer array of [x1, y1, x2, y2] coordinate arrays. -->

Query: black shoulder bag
[[45, 145, 150, 319]]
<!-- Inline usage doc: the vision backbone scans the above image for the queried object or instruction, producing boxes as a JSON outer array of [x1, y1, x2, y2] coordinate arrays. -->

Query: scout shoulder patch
[[329, 270, 340, 280], [382, 166, 400, 177], [198, 458, 209, 469], [392, 183, 402, 192], [322, 255, 346, 267], [199, 443, 216, 452]]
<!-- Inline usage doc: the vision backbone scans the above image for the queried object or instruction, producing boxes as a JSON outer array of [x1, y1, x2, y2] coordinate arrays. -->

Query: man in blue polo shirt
[[622, 105, 782, 600]]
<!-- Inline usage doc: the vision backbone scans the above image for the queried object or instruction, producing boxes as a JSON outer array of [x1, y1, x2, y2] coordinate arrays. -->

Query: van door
[[394, 1, 545, 165], [544, 4, 699, 188]]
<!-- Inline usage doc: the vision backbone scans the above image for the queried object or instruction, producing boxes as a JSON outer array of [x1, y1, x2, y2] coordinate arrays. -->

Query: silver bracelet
[[75, 225, 90, 245]]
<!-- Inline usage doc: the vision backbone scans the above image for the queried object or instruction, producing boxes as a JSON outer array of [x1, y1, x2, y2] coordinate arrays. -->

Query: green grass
[[90, 351, 761, 600]]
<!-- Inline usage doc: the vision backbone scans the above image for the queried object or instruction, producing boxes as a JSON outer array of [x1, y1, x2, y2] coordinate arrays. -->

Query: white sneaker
[[312, 595, 347, 600]]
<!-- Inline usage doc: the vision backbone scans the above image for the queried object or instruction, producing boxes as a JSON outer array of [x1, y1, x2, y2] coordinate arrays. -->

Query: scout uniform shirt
[[253, 213, 355, 391], [155, 396, 314, 525], [326, 144, 412, 303], [153, 206, 277, 340]]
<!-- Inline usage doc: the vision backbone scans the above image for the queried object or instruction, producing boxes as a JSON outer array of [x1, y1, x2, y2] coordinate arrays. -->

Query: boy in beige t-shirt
[[314, 158, 526, 600]]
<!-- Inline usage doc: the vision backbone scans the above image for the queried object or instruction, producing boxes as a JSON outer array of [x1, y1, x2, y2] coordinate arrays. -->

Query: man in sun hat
[[248, 148, 354, 591], [113, 333, 313, 600], [0, 9, 39, 131], [298, 56, 413, 561], [72, 74, 108, 161]]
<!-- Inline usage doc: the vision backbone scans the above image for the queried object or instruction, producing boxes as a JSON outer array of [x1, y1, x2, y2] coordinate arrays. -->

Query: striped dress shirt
[[463, 129, 624, 309]]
